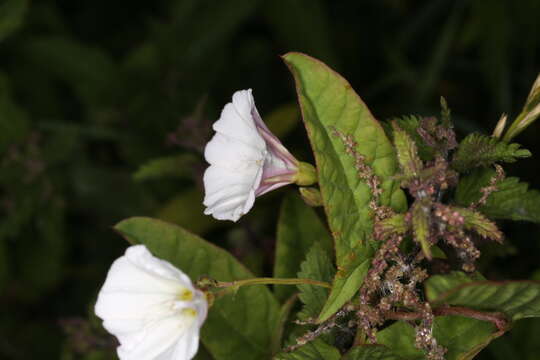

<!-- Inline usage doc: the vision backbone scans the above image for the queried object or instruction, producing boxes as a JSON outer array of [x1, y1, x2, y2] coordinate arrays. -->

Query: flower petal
[[95, 245, 208, 360], [204, 132, 265, 170], [116, 313, 196, 360]]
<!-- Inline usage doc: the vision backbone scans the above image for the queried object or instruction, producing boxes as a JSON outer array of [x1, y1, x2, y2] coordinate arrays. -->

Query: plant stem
[[216, 277, 331, 289], [384, 306, 510, 332]]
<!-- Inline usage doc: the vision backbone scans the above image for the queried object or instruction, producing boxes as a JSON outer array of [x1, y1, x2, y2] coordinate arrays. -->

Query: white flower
[[95, 245, 207, 360], [203, 89, 316, 222]]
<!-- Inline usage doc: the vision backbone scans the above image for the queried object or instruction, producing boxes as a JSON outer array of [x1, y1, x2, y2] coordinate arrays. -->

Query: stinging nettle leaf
[[375, 213, 408, 239], [377, 317, 498, 360], [392, 122, 423, 179], [283, 52, 406, 323], [456, 168, 540, 223], [296, 242, 335, 321], [384, 115, 436, 161], [114, 217, 279, 360], [452, 133, 531, 173], [426, 276, 540, 321], [412, 201, 432, 260], [274, 193, 333, 302], [449, 206, 502, 242]]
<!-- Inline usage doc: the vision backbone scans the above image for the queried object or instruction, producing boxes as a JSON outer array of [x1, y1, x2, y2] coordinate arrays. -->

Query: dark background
[[0, 0, 539, 358]]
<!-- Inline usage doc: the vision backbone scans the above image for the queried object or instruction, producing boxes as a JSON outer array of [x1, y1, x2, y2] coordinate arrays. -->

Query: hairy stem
[[216, 277, 332, 289], [384, 306, 509, 331]]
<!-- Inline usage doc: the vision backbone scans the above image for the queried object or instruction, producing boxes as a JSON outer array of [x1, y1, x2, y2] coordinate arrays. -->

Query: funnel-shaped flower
[[95, 245, 207, 360], [203, 89, 316, 221]]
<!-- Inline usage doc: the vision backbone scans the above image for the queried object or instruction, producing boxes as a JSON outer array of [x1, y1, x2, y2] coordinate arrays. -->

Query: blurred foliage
[[0, 0, 539, 359]]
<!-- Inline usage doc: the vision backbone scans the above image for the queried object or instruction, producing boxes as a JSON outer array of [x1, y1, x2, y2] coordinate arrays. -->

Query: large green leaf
[[427, 276, 540, 321], [274, 339, 341, 360], [377, 317, 498, 360], [343, 345, 405, 360], [283, 52, 406, 322], [114, 217, 280, 360], [274, 193, 333, 301]]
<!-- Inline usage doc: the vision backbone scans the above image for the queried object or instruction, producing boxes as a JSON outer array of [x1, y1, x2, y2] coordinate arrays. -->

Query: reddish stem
[[384, 305, 510, 332]]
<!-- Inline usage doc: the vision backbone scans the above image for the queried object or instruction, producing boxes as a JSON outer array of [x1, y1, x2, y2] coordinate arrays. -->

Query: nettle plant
[[95, 53, 540, 360]]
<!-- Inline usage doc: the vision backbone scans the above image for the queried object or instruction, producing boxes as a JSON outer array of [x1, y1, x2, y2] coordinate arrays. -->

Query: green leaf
[[455, 168, 540, 223], [452, 133, 530, 172], [427, 276, 540, 321], [133, 154, 198, 182], [114, 217, 280, 360], [0, 73, 30, 154], [0, 0, 28, 42], [412, 201, 432, 260], [274, 193, 333, 301], [343, 345, 405, 360], [425, 271, 476, 301], [156, 189, 219, 235], [274, 339, 340, 360], [449, 206, 502, 241], [271, 294, 299, 356], [384, 115, 435, 161], [377, 317, 499, 360], [283, 52, 406, 322], [392, 122, 423, 178], [264, 103, 301, 138], [21, 36, 120, 110], [375, 214, 408, 239], [297, 242, 335, 321], [377, 322, 424, 360]]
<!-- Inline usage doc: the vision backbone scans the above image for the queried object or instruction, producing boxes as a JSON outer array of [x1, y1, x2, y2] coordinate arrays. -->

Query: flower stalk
[[213, 277, 331, 289]]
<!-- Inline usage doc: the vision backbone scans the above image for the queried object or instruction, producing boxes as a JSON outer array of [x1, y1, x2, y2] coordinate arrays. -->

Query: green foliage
[[384, 116, 435, 161], [343, 345, 405, 360], [114, 217, 280, 360], [283, 52, 406, 323], [274, 339, 340, 360], [155, 189, 218, 234], [133, 154, 198, 182], [0, 0, 27, 42], [451, 207, 502, 241], [0, 74, 30, 153], [427, 275, 540, 321], [452, 133, 530, 173], [456, 169, 540, 223], [264, 103, 301, 138], [296, 242, 335, 321], [378, 318, 498, 360], [375, 213, 408, 239], [21, 36, 120, 111], [392, 121, 423, 178], [412, 201, 432, 260], [274, 194, 333, 301], [503, 73, 540, 141]]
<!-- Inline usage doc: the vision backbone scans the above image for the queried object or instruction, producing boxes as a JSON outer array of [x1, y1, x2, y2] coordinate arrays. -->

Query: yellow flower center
[[182, 308, 198, 318], [178, 289, 194, 301]]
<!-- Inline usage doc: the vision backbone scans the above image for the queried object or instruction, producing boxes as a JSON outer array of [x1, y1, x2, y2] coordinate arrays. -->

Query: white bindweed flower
[[95, 245, 207, 360], [203, 89, 316, 221]]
